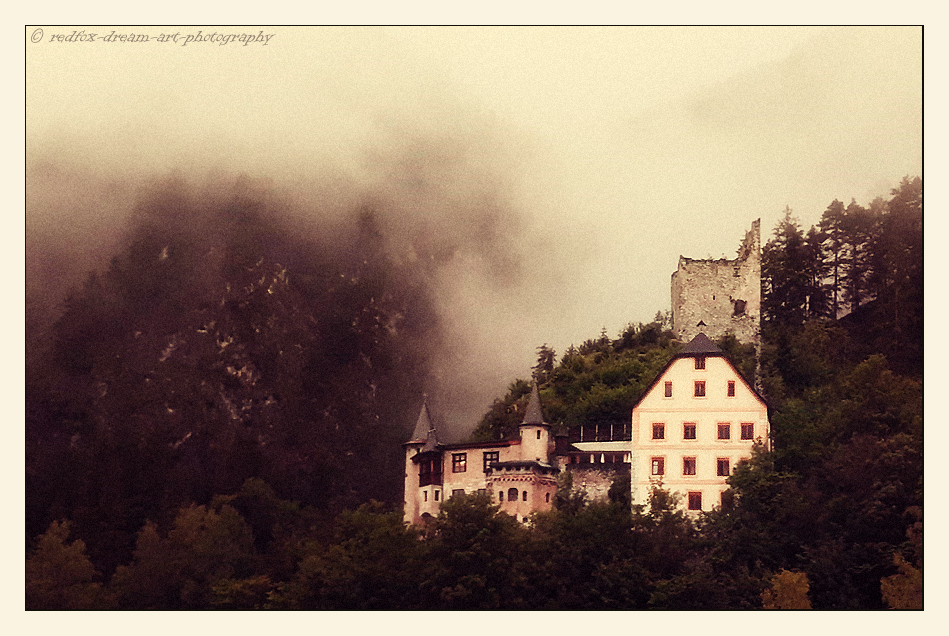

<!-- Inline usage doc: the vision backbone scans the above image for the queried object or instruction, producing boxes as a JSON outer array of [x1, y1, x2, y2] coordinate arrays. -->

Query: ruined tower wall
[[671, 219, 760, 346]]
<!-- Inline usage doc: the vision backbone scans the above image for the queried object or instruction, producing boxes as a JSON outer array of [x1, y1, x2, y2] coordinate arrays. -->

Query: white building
[[630, 332, 769, 512], [404, 333, 770, 522], [403, 383, 558, 525]]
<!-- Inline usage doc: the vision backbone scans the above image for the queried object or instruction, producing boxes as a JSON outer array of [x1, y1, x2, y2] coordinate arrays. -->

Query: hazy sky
[[26, 26, 922, 431]]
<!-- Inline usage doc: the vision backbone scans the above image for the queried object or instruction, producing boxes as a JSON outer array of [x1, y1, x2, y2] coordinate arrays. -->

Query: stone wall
[[565, 463, 630, 503], [671, 220, 760, 346]]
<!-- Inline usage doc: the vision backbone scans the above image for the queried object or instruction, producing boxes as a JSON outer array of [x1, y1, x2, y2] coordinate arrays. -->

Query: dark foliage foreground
[[26, 178, 922, 609]]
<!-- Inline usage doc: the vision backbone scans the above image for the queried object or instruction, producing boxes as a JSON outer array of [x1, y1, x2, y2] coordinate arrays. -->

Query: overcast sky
[[26, 26, 922, 430]]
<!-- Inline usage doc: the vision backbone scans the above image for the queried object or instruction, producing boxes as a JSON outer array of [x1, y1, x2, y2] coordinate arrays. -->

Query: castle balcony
[[418, 472, 443, 487], [568, 421, 631, 443]]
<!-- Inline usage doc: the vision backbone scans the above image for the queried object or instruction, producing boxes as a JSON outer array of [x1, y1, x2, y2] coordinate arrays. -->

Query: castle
[[671, 220, 761, 347], [403, 221, 768, 522], [403, 383, 560, 524]]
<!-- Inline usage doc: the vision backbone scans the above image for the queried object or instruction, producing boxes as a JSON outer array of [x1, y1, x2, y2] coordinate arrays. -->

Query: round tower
[[403, 399, 441, 525], [519, 381, 550, 462]]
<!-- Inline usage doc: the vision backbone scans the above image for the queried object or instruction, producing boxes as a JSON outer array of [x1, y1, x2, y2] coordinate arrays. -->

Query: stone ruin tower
[[671, 219, 761, 347]]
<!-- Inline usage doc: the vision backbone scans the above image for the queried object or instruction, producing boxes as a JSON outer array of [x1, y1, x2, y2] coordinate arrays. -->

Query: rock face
[[671, 220, 760, 347]]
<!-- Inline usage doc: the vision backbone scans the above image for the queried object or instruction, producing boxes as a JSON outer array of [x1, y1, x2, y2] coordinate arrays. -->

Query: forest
[[25, 176, 921, 609]]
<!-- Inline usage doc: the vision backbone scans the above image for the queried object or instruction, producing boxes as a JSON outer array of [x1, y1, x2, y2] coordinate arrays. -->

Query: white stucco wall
[[519, 424, 549, 463], [631, 355, 768, 512], [405, 439, 536, 524]]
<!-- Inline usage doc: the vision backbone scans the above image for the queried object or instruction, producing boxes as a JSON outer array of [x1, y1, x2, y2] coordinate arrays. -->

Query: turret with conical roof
[[403, 397, 444, 524], [521, 381, 546, 426], [406, 397, 437, 446], [519, 381, 551, 463]]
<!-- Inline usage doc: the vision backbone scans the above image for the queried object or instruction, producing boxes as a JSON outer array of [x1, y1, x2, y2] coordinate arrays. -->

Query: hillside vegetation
[[26, 178, 922, 609]]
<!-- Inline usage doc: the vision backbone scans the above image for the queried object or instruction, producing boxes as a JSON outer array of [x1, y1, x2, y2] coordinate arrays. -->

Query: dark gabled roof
[[487, 459, 559, 474], [521, 381, 546, 426], [437, 439, 521, 451], [675, 332, 724, 357]]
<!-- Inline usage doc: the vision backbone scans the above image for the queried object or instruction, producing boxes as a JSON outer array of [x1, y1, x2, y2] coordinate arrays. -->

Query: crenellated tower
[[671, 219, 761, 347]]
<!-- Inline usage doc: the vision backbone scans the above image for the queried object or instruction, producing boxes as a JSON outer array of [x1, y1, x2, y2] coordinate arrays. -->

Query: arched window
[[545, 492, 550, 503], [508, 488, 518, 502]]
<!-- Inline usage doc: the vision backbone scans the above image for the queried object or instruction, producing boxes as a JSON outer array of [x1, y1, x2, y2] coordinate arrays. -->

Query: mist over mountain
[[28, 122, 569, 433]]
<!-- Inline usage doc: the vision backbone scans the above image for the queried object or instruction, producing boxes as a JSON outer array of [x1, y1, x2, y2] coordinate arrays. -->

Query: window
[[452, 489, 465, 498], [545, 492, 550, 503], [651, 457, 665, 476], [452, 453, 467, 473], [741, 423, 754, 440], [695, 356, 706, 370], [424, 491, 428, 502], [652, 423, 665, 439], [664, 381, 673, 397], [688, 491, 702, 511], [718, 424, 731, 440], [683, 457, 696, 476], [418, 456, 443, 487], [694, 381, 706, 397], [434, 490, 440, 501], [717, 458, 730, 476], [536, 430, 541, 439], [483, 451, 499, 472], [683, 423, 696, 440], [508, 488, 518, 502], [727, 381, 736, 397], [522, 491, 528, 502], [498, 491, 504, 502]]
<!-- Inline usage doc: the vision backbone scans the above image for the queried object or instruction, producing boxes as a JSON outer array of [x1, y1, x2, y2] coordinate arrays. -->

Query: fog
[[26, 26, 921, 436]]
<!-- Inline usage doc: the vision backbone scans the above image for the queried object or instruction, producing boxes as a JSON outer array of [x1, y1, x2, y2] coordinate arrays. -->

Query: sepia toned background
[[27, 26, 921, 431]]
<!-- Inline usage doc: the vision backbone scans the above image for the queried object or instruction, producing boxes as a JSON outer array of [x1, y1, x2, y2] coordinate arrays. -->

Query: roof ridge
[[676, 332, 724, 356]]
